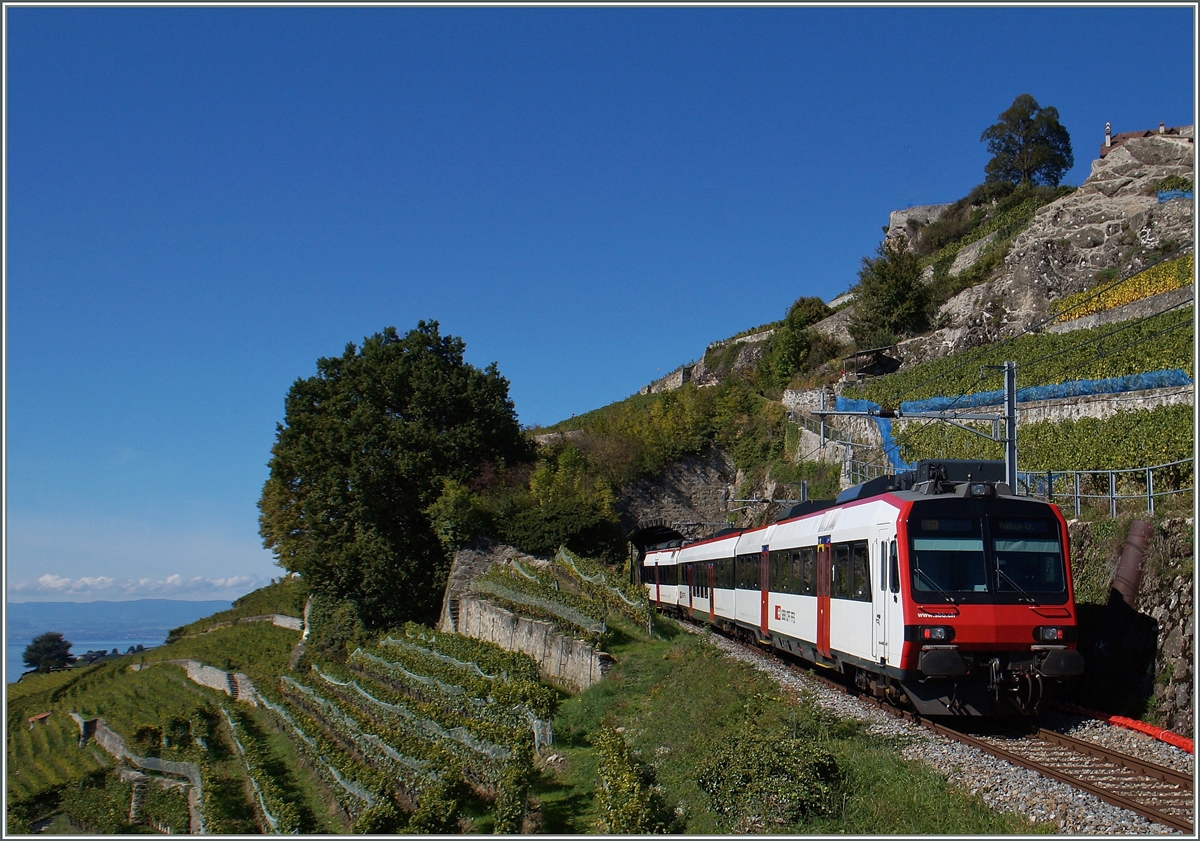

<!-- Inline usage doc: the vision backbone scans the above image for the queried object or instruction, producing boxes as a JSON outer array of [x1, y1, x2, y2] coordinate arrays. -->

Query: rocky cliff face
[[898, 131, 1193, 365], [616, 446, 736, 536]]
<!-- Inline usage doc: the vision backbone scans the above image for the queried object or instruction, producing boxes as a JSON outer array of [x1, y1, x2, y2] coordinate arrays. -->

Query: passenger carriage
[[639, 460, 1084, 715]]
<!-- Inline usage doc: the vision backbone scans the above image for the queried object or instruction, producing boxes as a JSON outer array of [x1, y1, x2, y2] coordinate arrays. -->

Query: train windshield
[[908, 513, 1067, 604], [991, 518, 1066, 595], [910, 518, 987, 598]]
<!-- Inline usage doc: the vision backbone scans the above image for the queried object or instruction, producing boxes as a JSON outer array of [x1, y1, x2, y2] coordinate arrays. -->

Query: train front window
[[908, 518, 987, 598], [991, 518, 1065, 595], [910, 537, 988, 594], [907, 509, 1069, 603]]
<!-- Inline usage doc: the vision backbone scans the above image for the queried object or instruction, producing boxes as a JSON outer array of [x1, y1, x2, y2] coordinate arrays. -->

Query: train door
[[687, 564, 694, 619], [816, 536, 831, 657], [653, 564, 660, 607], [872, 526, 891, 664], [759, 545, 770, 639], [708, 562, 716, 623]]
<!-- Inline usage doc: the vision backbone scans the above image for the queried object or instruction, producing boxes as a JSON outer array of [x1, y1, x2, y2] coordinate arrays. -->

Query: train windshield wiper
[[913, 566, 956, 604], [996, 567, 1037, 604]]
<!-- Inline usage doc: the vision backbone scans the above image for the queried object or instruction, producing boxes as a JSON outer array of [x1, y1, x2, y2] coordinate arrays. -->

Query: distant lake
[[5, 599, 231, 683], [7, 640, 163, 683]]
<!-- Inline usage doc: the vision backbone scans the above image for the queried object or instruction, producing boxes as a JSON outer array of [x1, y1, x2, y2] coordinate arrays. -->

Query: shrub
[[306, 594, 368, 662], [593, 726, 679, 834], [351, 799, 405, 834], [491, 754, 534, 834], [1148, 175, 1193, 194], [485, 444, 626, 562], [406, 769, 469, 834], [695, 729, 839, 831], [131, 723, 163, 757], [849, 236, 930, 348]]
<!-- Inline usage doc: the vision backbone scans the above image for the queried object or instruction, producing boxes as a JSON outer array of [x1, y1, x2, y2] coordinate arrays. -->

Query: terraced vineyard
[[5, 582, 573, 834], [848, 305, 1193, 408], [168, 577, 306, 639]]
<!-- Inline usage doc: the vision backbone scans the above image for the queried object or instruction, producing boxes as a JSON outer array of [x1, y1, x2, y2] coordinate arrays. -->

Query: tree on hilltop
[[982, 93, 1074, 187], [23, 632, 74, 673], [258, 321, 534, 629]]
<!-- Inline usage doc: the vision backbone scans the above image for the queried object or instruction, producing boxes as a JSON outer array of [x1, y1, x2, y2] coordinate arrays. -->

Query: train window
[[802, 547, 816, 595], [790, 552, 803, 596], [851, 542, 870, 600], [889, 540, 899, 594], [879, 541, 887, 592], [735, 554, 752, 590], [910, 537, 987, 593], [991, 519, 1065, 593], [774, 551, 791, 593], [833, 544, 851, 599]]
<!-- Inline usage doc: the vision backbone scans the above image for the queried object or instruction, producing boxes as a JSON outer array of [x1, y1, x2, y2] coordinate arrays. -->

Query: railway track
[[713, 626, 1195, 834], [934, 723, 1193, 834]]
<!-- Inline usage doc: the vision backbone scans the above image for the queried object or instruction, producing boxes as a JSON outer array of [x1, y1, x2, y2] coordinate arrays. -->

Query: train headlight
[[1034, 626, 1070, 642], [920, 625, 955, 642]]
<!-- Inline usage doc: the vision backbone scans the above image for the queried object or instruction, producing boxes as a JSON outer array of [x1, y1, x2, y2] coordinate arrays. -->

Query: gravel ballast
[[692, 626, 1192, 835]]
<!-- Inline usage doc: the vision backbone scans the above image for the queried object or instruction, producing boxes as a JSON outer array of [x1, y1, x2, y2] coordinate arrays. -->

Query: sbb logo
[[774, 605, 795, 623]]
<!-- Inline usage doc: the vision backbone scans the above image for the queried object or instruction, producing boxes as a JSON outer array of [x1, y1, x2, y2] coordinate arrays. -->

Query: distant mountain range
[[6, 599, 231, 643]]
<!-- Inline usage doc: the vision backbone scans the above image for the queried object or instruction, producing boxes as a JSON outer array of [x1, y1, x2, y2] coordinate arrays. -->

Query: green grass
[[537, 613, 1042, 834]]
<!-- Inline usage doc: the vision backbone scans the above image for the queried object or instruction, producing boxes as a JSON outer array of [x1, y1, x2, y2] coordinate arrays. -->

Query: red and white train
[[639, 460, 1084, 715]]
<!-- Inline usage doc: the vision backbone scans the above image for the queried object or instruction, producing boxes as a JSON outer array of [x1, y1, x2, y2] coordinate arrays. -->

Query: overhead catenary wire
[[795, 248, 1193, 481]]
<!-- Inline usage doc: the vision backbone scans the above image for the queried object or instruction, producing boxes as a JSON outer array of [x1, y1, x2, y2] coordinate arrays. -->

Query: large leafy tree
[[258, 321, 533, 629], [981, 93, 1074, 187], [23, 631, 74, 672], [848, 236, 930, 349]]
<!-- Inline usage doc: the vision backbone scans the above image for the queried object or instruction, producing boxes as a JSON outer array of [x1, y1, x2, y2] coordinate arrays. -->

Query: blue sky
[[5, 5, 1195, 602]]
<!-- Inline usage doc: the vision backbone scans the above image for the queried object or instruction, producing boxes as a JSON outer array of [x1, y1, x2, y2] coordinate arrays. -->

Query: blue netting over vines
[[835, 369, 1193, 472]]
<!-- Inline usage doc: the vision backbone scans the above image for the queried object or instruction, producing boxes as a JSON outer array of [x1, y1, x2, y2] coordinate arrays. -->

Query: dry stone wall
[[132, 659, 258, 706], [438, 540, 615, 693], [450, 596, 612, 693], [1068, 517, 1194, 738], [69, 713, 205, 833]]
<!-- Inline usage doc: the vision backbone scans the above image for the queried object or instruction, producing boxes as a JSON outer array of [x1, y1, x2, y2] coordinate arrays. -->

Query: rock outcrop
[[616, 446, 737, 535], [899, 130, 1193, 366], [885, 202, 953, 245]]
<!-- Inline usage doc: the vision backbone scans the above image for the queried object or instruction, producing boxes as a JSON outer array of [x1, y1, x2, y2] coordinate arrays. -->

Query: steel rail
[[929, 723, 1194, 834], [1035, 728, 1193, 790]]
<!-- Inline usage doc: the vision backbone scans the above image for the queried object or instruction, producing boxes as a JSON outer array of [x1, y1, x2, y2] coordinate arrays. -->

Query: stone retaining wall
[[132, 659, 257, 706], [70, 713, 205, 833], [451, 596, 612, 693]]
